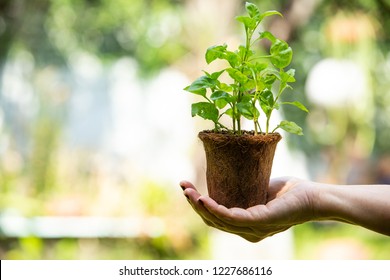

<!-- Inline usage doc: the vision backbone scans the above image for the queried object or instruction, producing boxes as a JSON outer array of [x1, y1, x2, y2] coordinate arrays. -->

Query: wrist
[[303, 180, 331, 221], [310, 181, 349, 222]]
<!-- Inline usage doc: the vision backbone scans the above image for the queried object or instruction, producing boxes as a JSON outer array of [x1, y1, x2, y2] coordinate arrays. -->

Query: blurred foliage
[[247, 0, 390, 183], [1, 0, 390, 260], [0, 0, 187, 74], [0, 173, 210, 259], [1, 235, 210, 259], [294, 222, 390, 259]]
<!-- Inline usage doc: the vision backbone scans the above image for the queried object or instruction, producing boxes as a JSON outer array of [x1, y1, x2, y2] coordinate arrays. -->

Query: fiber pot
[[199, 130, 282, 209]]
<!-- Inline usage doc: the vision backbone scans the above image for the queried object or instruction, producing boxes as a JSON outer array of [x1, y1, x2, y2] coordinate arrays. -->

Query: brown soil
[[199, 130, 282, 209]]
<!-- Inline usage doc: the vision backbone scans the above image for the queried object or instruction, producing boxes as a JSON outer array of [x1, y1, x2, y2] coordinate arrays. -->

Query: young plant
[[184, 2, 308, 135]]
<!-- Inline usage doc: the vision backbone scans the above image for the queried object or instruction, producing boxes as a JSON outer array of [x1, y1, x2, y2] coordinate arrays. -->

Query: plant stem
[[237, 117, 241, 135], [265, 69, 285, 134], [250, 67, 261, 135], [232, 104, 236, 131], [254, 120, 259, 135], [266, 115, 270, 134], [218, 122, 229, 131]]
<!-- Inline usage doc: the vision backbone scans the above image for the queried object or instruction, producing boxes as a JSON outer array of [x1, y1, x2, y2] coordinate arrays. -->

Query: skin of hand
[[180, 177, 317, 242], [180, 177, 390, 242]]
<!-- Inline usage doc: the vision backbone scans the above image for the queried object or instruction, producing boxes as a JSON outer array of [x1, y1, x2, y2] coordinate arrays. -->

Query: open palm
[[180, 177, 315, 242]]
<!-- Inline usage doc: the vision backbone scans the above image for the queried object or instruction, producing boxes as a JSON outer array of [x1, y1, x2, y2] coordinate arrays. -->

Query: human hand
[[180, 177, 316, 242]]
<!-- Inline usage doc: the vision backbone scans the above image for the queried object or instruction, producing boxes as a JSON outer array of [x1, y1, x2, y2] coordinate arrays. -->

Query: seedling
[[184, 2, 308, 135]]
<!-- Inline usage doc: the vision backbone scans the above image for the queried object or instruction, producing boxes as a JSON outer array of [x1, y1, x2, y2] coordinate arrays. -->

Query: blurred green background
[[0, 0, 389, 259]]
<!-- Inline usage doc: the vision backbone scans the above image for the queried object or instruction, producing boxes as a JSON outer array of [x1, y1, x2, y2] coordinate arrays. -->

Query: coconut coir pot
[[199, 130, 281, 209]]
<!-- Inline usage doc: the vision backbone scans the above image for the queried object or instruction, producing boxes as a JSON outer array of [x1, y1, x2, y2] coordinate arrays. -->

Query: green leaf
[[205, 46, 239, 67], [237, 45, 254, 60], [224, 108, 234, 118], [226, 68, 248, 84], [278, 120, 303, 135], [219, 83, 233, 92], [204, 70, 225, 80], [278, 68, 296, 94], [184, 75, 218, 95], [252, 62, 268, 72], [205, 44, 227, 64], [183, 85, 206, 97], [245, 3, 282, 22], [225, 51, 240, 67], [281, 101, 309, 113], [215, 100, 227, 109], [191, 102, 219, 122], [259, 32, 293, 68], [270, 39, 293, 68], [258, 10, 283, 22], [236, 16, 257, 30], [259, 31, 276, 43], [241, 78, 256, 91], [280, 68, 296, 83], [245, 2, 261, 20], [259, 89, 274, 116], [211, 90, 233, 109], [262, 74, 277, 88], [210, 90, 232, 101], [237, 100, 259, 120], [256, 73, 276, 92]]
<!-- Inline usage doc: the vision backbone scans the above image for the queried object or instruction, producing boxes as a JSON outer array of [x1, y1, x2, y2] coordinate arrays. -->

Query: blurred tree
[[0, 0, 62, 69], [0, 0, 188, 196], [1, 0, 390, 193], [47, 0, 187, 73], [0, 0, 187, 75], [238, 0, 390, 182]]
